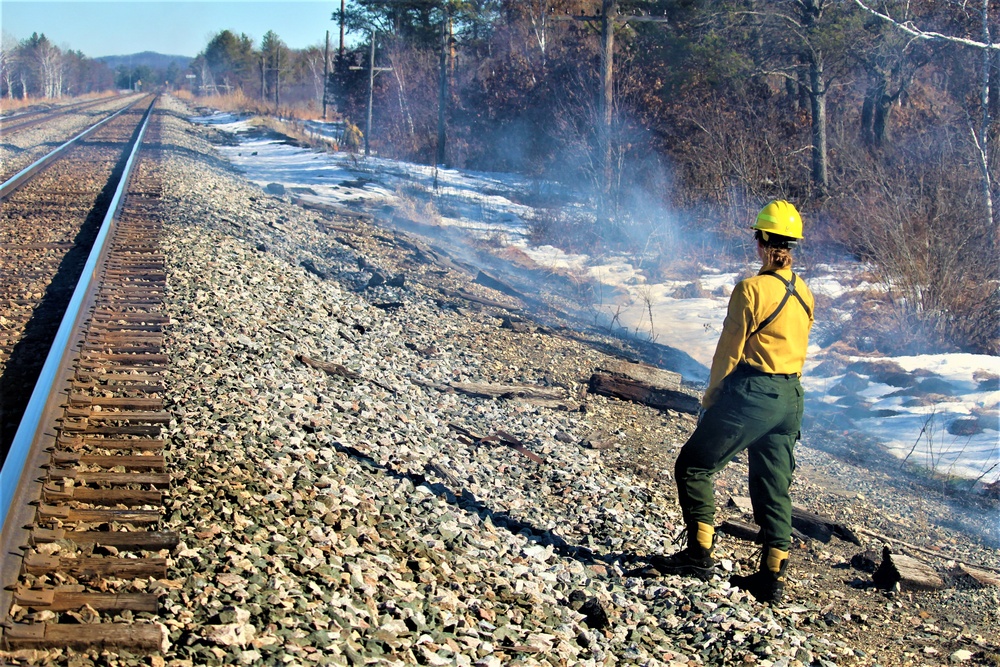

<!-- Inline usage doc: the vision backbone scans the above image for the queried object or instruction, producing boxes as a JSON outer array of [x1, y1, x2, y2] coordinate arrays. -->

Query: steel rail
[[0, 95, 128, 134], [0, 97, 142, 201], [0, 98, 156, 545]]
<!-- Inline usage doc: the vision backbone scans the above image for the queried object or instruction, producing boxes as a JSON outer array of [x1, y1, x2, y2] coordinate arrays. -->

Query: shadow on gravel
[[802, 421, 1000, 547], [325, 438, 652, 568]]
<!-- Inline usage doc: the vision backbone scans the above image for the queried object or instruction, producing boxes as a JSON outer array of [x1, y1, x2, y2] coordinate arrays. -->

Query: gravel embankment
[[4, 95, 997, 667]]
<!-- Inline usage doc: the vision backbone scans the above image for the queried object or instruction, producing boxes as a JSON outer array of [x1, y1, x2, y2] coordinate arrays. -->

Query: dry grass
[[390, 188, 441, 226], [174, 90, 335, 122]]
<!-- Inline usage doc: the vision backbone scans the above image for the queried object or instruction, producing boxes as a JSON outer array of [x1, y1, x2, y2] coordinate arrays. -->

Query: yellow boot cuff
[[766, 548, 789, 573], [695, 522, 715, 551]]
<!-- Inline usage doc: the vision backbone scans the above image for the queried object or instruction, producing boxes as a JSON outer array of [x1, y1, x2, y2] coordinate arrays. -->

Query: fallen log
[[791, 506, 862, 545], [451, 382, 567, 401], [873, 546, 945, 591], [718, 519, 760, 543], [597, 359, 684, 391], [587, 372, 700, 414], [720, 500, 860, 545], [717, 518, 811, 545]]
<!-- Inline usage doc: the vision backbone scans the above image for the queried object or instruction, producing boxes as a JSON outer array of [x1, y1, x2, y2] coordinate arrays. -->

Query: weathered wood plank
[[597, 359, 683, 391], [4, 622, 164, 651], [439, 287, 519, 310], [873, 546, 945, 591], [956, 563, 1000, 587], [15, 589, 158, 612], [30, 529, 178, 551], [451, 382, 567, 400], [23, 554, 167, 578], [36, 505, 161, 524], [50, 471, 171, 487], [67, 395, 163, 410], [296, 354, 359, 379], [51, 453, 165, 470], [43, 485, 162, 506]]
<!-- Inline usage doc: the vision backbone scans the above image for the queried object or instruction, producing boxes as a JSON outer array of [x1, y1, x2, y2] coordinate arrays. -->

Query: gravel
[[3, 94, 997, 667]]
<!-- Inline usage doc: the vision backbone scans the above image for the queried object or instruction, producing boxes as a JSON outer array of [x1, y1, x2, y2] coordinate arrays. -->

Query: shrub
[[525, 209, 601, 255], [832, 127, 999, 354]]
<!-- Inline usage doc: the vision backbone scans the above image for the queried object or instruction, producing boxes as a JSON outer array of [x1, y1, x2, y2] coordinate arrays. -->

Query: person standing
[[652, 200, 815, 604]]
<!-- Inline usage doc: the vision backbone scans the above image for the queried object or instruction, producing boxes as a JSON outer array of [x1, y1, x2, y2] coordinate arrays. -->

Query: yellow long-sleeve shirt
[[702, 266, 815, 409]]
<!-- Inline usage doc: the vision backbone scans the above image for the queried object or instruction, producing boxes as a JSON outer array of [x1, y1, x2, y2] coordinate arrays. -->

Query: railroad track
[[1, 95, 153, 449], [0, 95, 127, 135], [0, 95, 139, 185], [0, 94, 176, 655]]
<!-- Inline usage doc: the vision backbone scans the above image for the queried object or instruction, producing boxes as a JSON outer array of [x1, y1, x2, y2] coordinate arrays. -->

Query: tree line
[[323, 0, 998, 355], [0, 32, 114, 98], [2, 1, 996, 354]]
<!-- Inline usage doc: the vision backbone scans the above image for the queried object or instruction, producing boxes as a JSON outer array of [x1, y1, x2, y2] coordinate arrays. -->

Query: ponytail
[[762, 246, 793, 269]]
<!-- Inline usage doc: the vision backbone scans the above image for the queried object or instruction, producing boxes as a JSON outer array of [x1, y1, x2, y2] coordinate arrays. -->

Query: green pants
[[674, 366, 804, 551]]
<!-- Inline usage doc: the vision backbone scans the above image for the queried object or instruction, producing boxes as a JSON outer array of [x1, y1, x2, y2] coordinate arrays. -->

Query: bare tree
[[0, 32, 15, 99], [851, 0, 998, 237], [36, 36, 64, 98], [301, 46, 327, 105]]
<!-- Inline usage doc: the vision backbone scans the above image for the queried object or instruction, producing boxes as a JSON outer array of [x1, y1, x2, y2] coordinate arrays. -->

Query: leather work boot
[[649, 522, 717, 580], [730, 547, 788, 604]]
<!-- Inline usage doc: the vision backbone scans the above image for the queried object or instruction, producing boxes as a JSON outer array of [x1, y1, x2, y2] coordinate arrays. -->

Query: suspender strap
[[747, 271, 812, 339]]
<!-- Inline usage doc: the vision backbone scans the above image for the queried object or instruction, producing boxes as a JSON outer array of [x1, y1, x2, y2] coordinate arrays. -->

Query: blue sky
[[1, 1, 348, 58]]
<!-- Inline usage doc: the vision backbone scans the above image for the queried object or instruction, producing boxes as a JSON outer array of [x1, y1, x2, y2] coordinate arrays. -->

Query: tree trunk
[[977, 0, 996, 240], [873, 93, 892, 147], [860, 85, 876, 147], [598, 0, 616, 226], [437, 11, 449, 166], [809, 53, 829, 194]]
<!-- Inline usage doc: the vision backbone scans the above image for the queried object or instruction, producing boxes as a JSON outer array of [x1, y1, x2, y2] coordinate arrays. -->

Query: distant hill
[[97, 52, 193, 71]]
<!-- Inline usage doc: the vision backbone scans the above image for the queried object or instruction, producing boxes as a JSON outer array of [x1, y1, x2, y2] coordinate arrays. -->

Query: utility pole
[[323, 31, 330, 120], [340, 0, 346, 56], [350, 31, 392, 157], [343, 0, 454, 165], [437, 6, 451, 166], [554, 1, 668, 226]]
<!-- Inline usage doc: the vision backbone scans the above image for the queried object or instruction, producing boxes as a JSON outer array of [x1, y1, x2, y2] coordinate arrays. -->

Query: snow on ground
[[191, 112, 1000, 486]]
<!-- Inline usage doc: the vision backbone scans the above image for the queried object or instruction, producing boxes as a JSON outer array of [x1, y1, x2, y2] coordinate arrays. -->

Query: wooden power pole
[[340, 0, 346, 56], [323, 31, 330, 120], [350, 31, 392, 157], [437, 8, 451, 166], [554, 1, 668, 226]]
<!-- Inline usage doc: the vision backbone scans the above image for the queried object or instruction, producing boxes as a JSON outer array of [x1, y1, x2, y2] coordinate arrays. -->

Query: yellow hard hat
[[753, 200, 803, 240]]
